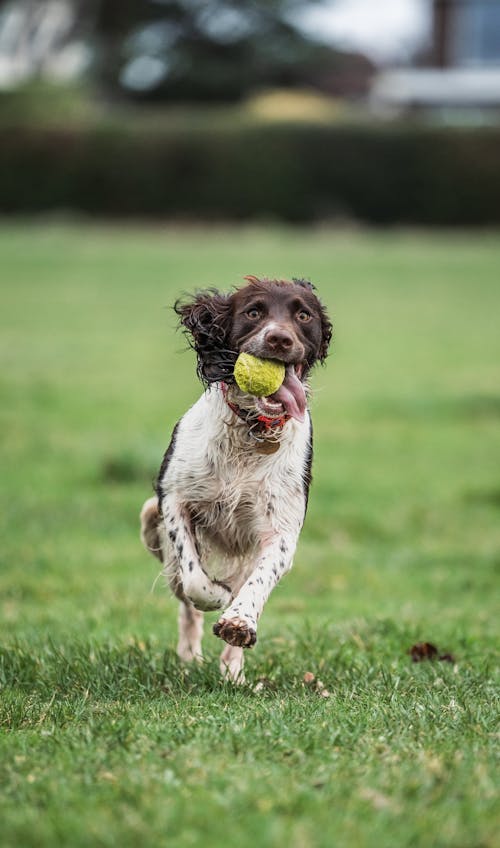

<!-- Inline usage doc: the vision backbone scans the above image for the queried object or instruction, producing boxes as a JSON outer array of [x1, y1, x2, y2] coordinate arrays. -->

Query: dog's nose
[[265, 328, 294, 354]]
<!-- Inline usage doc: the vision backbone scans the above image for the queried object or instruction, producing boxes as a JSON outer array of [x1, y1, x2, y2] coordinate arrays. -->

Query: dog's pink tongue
[[270, 365, 306, 422]]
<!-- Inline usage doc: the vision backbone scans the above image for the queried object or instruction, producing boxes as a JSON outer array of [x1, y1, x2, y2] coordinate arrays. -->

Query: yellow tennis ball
[[234, 353, 285, 397]]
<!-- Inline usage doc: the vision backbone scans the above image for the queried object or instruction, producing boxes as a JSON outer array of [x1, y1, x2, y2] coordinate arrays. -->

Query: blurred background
[[1, 7, 499, 843], [1, 0, 500, 221]]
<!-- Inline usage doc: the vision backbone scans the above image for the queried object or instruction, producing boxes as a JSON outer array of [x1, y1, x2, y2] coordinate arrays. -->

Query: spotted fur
[[140, 277, 332, 682]]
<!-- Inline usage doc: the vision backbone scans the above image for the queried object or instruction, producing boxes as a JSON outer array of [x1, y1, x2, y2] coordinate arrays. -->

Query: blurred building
[[433, 0, 500, 66], [371, 0, 500, 120]]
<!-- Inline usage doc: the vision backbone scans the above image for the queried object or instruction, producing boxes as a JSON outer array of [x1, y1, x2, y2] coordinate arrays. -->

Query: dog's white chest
[[185, 445, 283, 554], [160, 390, 309, 582]]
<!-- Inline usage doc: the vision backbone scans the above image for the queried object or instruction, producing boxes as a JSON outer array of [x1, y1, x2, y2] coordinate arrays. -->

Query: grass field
[[0, 222, 499, 847]]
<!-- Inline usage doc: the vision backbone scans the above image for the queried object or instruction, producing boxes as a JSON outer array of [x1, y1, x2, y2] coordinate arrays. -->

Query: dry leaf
[[409, 642, 456, 663], [409, 642, 438, 662]]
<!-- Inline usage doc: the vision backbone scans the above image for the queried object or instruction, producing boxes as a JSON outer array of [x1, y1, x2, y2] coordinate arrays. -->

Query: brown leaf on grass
[[409, 642, 438, 662], [303, 672, 330, 697], [409, 642, 455, 663], [438, 652, 456, 663]]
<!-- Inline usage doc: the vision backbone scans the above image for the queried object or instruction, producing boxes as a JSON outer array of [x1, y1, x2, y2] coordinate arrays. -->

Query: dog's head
[[174, 276, 332, 422]]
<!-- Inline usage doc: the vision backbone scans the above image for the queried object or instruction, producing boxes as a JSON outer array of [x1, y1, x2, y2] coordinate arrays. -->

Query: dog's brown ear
[[318, 301, 333, 363], [174, 290, 235, 383], [175, 290, 231, 346]]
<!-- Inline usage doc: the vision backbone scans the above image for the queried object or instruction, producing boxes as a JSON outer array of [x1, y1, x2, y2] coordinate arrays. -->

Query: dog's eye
[[246, 307, 261, 320], [297, 309, 312, 323]]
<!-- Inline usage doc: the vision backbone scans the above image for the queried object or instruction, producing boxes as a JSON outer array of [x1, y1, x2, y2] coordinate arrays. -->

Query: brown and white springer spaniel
[[140, 276, 332, 681]]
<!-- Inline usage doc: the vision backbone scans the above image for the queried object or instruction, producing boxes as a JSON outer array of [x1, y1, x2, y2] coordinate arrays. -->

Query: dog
[[140, 275, 332, 681]]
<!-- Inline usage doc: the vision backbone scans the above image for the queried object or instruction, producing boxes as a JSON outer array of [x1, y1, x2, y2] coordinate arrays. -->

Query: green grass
[[0, 222, 499, 847]]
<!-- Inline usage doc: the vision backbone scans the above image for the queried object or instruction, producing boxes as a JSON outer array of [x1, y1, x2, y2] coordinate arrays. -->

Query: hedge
[[1, 121, 500, 224]]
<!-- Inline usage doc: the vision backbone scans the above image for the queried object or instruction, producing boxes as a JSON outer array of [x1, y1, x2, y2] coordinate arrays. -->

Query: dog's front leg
[[213, 530, 299, 648], [162, 494, 233, 612]]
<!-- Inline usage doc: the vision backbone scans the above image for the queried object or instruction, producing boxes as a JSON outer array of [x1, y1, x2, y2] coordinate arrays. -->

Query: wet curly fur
[[141, 276, 332, 681], [174, 276, 331, 385]]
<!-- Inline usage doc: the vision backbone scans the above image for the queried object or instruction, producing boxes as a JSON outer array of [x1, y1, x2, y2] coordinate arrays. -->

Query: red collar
[[220, 382, 290, 432]]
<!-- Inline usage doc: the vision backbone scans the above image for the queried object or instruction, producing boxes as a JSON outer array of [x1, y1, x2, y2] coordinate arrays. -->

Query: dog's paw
[[185, 579, 232, 612], [213, 616, 257, 648]]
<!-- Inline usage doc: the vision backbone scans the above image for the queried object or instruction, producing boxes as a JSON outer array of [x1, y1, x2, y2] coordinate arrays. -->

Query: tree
[[94, 0, 347, 102]]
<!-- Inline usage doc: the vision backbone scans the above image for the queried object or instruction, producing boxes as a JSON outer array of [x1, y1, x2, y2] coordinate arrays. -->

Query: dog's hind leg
[[141, 500, 204, 662], [177, 601, 204, 662], [140, 496, 163, 561], [219, 644, 244, 683]]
